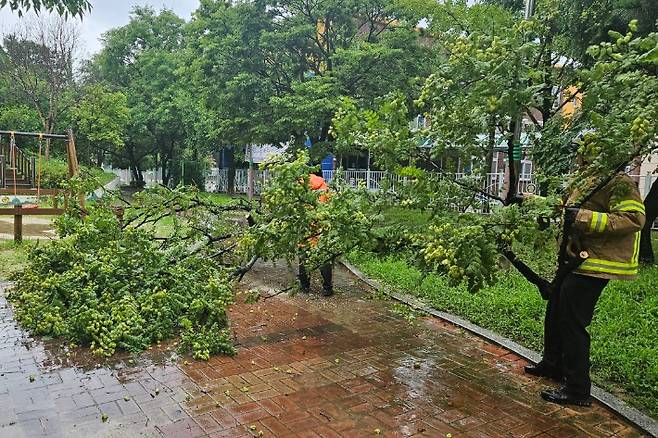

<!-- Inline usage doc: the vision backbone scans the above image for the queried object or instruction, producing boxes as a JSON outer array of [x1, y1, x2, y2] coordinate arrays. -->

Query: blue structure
[[321, 155, 334, 171], [305, 137, 334, 171]]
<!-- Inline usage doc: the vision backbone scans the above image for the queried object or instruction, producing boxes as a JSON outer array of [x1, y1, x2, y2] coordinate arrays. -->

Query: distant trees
[[85, 7, 190, 185], [0, 17, 79, 157], [185, 0, 434, 164]]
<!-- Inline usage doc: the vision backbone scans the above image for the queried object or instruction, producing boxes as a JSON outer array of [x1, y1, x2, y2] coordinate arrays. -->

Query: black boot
[[298, 263, 311, 293], [320, 263, 333, 297], [540, 386, 592, 407], [524, 361, 564, 381]]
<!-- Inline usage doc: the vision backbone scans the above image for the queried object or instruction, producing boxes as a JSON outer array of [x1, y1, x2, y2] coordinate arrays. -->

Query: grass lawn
[[199, 192, 248, 205], [97, 171, 118, 186], [378, 206, 430, 229], [348, 250, 658, 418], [0, 241, 28, 280]]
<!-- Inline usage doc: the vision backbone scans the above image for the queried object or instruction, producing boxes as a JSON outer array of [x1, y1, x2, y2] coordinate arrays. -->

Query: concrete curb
[[340, 260, 658, 438]]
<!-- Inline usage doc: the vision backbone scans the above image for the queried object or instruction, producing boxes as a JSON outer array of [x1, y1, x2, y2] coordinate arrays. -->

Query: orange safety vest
[[309, 174, 329, 202], [301, 174, 330, 248]]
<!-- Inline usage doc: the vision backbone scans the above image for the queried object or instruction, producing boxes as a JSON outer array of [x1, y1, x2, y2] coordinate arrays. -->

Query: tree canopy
[[0, 0, 91, 17]]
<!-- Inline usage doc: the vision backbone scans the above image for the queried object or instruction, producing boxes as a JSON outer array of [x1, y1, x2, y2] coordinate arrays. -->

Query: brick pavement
[[0, 262, 650, 437]]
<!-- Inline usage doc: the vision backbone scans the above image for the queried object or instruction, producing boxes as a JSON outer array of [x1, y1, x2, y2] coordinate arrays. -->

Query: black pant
[[543, 273, 608, 396], [299, 262, 333, 292]]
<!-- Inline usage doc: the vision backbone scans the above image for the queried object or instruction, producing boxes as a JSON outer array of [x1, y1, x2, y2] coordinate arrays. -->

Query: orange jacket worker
[[298, 172, 333, 296]]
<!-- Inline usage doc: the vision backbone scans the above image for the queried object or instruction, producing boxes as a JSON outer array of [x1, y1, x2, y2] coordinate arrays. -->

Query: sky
[[0, 0, 200, 58]]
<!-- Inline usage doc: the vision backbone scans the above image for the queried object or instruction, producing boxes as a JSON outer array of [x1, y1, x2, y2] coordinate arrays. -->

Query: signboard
[[246, 144, 285, 164]]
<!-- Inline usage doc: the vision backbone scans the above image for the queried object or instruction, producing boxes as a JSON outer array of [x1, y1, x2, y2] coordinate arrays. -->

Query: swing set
[[0, 129, 81, 243]]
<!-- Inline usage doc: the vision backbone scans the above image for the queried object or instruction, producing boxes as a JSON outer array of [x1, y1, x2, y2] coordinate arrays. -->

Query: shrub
[[37, 158, 112, 190], [38, 159, 70, 189], [7, 189, 241, 360]]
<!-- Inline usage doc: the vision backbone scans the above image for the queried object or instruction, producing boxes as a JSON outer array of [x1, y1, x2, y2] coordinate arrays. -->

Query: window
[[520, 160, 533, 181]]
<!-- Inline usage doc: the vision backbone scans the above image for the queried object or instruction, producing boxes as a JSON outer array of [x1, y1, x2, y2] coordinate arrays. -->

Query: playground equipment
[[0, 129, 81, 243]]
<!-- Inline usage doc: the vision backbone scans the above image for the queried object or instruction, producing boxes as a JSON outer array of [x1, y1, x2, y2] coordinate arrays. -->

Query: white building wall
[[638, 154, 658, 198]]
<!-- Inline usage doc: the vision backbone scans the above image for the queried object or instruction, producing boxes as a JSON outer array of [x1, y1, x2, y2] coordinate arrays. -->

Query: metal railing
[[206, 168, 271, 194], [207, 168, 540, 199], [103, 166, 163, 188]]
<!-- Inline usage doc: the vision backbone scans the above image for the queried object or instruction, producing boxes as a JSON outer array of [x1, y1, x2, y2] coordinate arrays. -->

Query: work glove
[[563, 207, 579, 226]]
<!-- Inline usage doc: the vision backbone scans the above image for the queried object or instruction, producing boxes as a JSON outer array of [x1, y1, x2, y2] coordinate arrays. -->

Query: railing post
[[0, 155, 4, 188], [14, 205, 23, 244], [30, 156, 36, 186]]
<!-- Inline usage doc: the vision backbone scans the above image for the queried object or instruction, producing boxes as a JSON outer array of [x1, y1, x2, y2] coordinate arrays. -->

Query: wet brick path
[[0, 263, 649, 437]]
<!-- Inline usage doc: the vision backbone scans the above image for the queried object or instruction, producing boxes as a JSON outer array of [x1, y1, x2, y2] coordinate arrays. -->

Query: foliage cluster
[[246, 151, 377, 273], [7, 186, 252, 360], [36, 158, 112, 190], [1, 0, 91, 17], [333, 9, 658, 287]]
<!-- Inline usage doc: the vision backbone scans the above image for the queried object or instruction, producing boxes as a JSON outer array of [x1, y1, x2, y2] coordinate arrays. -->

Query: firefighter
[[525, 133, 646, 406], [298, 171, 333, 296]]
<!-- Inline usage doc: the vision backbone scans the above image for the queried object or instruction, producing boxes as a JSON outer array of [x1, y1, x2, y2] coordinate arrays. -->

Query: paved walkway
[[0, 263, 649, 437]]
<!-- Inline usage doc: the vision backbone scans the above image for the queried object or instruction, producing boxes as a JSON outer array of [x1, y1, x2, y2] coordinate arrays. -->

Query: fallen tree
[[8, 185, 252, 360], [7, 152, 376, 360]]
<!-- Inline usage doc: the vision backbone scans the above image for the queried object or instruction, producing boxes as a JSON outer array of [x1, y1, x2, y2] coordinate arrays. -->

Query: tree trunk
[[44, 121, 51, 160], [639, 179, 658, 264], [161, 139, 174, 187], [127, 145, 144, 187], [485, 116, 496, 173], [504, 120, 520, 205], [96, 150, 104, 168]]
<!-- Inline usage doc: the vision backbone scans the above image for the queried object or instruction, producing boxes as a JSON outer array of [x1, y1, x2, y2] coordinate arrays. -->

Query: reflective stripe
[[633, 232, 641, 264], [599, 213, 608, 232], [578, 263, 638, 276], [615, 205, 646, 213], [612, 200, 646, 214], [581, 258, 638, 268], [613, 200, 645, 209], [589, 212, 599, 232], [589, 212, 607, 233]]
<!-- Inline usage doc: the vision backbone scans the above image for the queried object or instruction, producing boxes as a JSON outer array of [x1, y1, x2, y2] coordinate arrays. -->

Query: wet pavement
[[0, 262, 649, 437], [0, 216, 57, 240]]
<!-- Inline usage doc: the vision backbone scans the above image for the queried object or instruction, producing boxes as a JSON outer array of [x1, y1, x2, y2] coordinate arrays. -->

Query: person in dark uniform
[[525, 134, 646, 406]]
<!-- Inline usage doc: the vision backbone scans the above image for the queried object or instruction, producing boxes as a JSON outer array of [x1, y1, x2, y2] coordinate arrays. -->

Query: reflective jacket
[[569, 173, 646, 280]]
